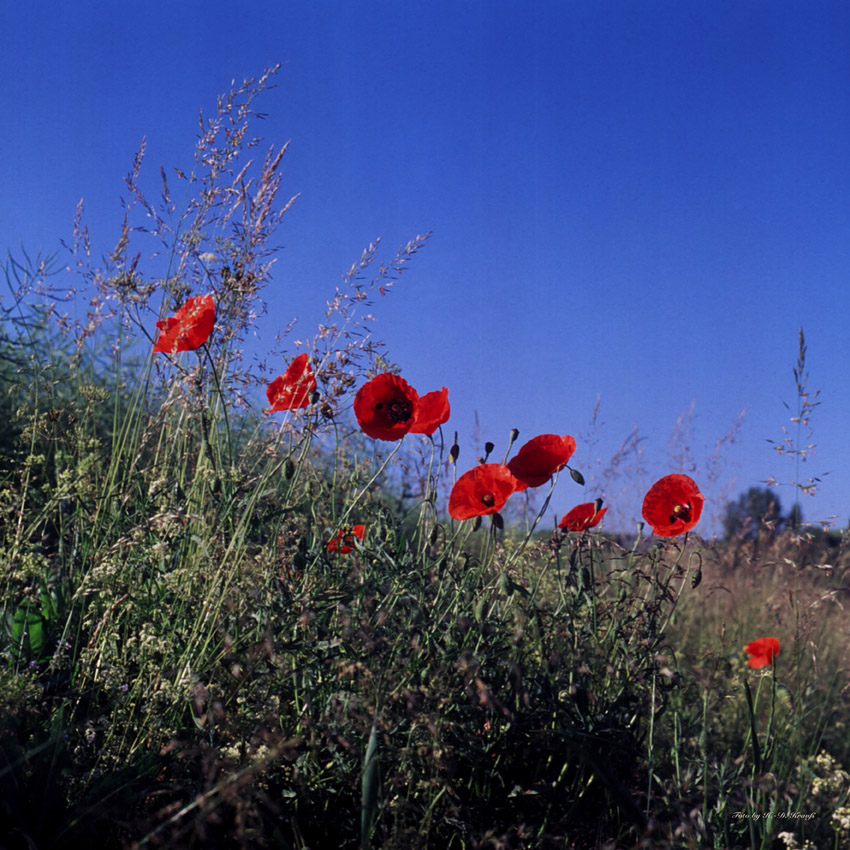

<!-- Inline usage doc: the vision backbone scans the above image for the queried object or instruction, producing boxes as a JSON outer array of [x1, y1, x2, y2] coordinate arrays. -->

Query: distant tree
[[787, 501, 803, 532], [722, 487, 787, 540]]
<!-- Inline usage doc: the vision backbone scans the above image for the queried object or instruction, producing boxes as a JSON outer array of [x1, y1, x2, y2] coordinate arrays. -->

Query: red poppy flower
[[448, 463, 519, 521], [507, 434, 577, 491], [641, 473, 705, 537], [327, 525, 366, 554], [409, 387, 450, 435], [153, 295, 215, 353], [353, 373, 421, 441], [559, 501, 608, 532], [744, 637, 780, 669], [267, 353, 317, 411]]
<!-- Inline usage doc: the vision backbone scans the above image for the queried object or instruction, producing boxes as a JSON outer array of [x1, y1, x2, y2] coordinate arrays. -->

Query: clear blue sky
[[3, 1, 848, 534]]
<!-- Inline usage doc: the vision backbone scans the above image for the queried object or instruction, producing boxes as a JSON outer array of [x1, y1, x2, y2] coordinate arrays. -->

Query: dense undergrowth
[[1, 69, 849, 850]]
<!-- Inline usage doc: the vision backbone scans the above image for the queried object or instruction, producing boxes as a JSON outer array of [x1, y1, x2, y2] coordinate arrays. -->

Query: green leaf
[[10, 602, 46, 661], [361, 721, 380, 850]]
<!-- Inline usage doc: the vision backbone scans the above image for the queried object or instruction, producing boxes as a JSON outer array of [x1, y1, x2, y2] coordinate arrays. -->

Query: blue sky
[[2, 1, 848, 534]]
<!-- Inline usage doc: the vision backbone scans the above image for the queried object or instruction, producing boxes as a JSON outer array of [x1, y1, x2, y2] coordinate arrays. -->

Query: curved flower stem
[[743, 675, 764, 776], [646, 672, 657, 820], [338, 439, 403, 527], [327, 414, 343, 523], [415, 436, 440, 555], [201, 342, 234, 472], [656, 536, 701, 637], [763, 659, 778, 765], [280, 410, 316, 508], [506, 472, 560, 570]]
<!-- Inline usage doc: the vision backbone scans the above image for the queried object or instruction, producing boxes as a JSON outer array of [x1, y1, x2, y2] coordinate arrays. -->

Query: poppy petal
[[744, 636, 780, 668], [353, 373, 421, 441], [507, 434, 576, 490], [153, 295, 215, 353], [448, 463, 519, 521], [267, 353, 317, 411], [559, 502, 608, 532], [409, 387, 450, 435], [641, 474, 705, 537], [328, 524, 366, 554]]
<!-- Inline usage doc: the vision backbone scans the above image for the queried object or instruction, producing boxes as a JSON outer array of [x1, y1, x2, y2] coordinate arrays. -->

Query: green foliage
[[0, 71, 848, 850]]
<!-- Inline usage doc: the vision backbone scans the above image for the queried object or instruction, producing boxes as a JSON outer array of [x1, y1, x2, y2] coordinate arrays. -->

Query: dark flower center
[[376, 397, 413, 424], [669, 502, 691, 524], [481, 493, 495, 508]]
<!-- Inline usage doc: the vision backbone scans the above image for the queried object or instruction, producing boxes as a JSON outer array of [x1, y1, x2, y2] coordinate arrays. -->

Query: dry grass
[[0, 69, 847, 850]]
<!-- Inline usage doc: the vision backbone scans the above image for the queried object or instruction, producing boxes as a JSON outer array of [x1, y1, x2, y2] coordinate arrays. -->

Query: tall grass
[[0, 69, 848, 850]]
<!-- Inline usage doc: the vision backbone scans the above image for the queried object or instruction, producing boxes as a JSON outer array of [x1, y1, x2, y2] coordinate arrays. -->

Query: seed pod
[[284, 458, 295, 479]]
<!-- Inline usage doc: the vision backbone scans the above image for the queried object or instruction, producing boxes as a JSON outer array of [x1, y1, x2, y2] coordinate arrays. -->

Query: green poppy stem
[[339, 439, 403, 527], [743, 677, 763, 775], [201, 342, 234, 472]]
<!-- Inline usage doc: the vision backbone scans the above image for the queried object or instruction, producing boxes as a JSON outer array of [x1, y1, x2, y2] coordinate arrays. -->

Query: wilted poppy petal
[[641, 474, 705, 537], [448, 463, 519, 521], [558, 501, 608, 532], [327, 524, 366, 554], [353, 373, 420, 441], [267, 353, 317, 411], [409, 387, 450, 435], [744, 636, 780, 668], [154, 295, 215, 353], [507, 434, 577, 490]]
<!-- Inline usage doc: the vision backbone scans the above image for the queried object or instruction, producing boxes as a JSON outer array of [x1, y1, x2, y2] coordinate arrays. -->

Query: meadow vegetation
[[1, 69, 848, 850]]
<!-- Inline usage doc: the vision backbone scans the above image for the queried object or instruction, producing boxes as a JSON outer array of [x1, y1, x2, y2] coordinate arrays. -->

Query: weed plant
[[0, 69, 848, 850]]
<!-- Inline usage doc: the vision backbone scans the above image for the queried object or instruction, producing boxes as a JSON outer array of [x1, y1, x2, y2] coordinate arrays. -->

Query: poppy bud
[[570, 468, 585, 486], [594, 498, 604, 513], [509, 428, 519, 445], [308, 390, 320, 405], [449, 443, 460, 464], [691, 569, 702, 589], [284, 459, 295, 479], [492, 512, 504, 531], [484, 441, 495, 456], [499, 573, 512, 595], [472, 516, 482, 532]]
